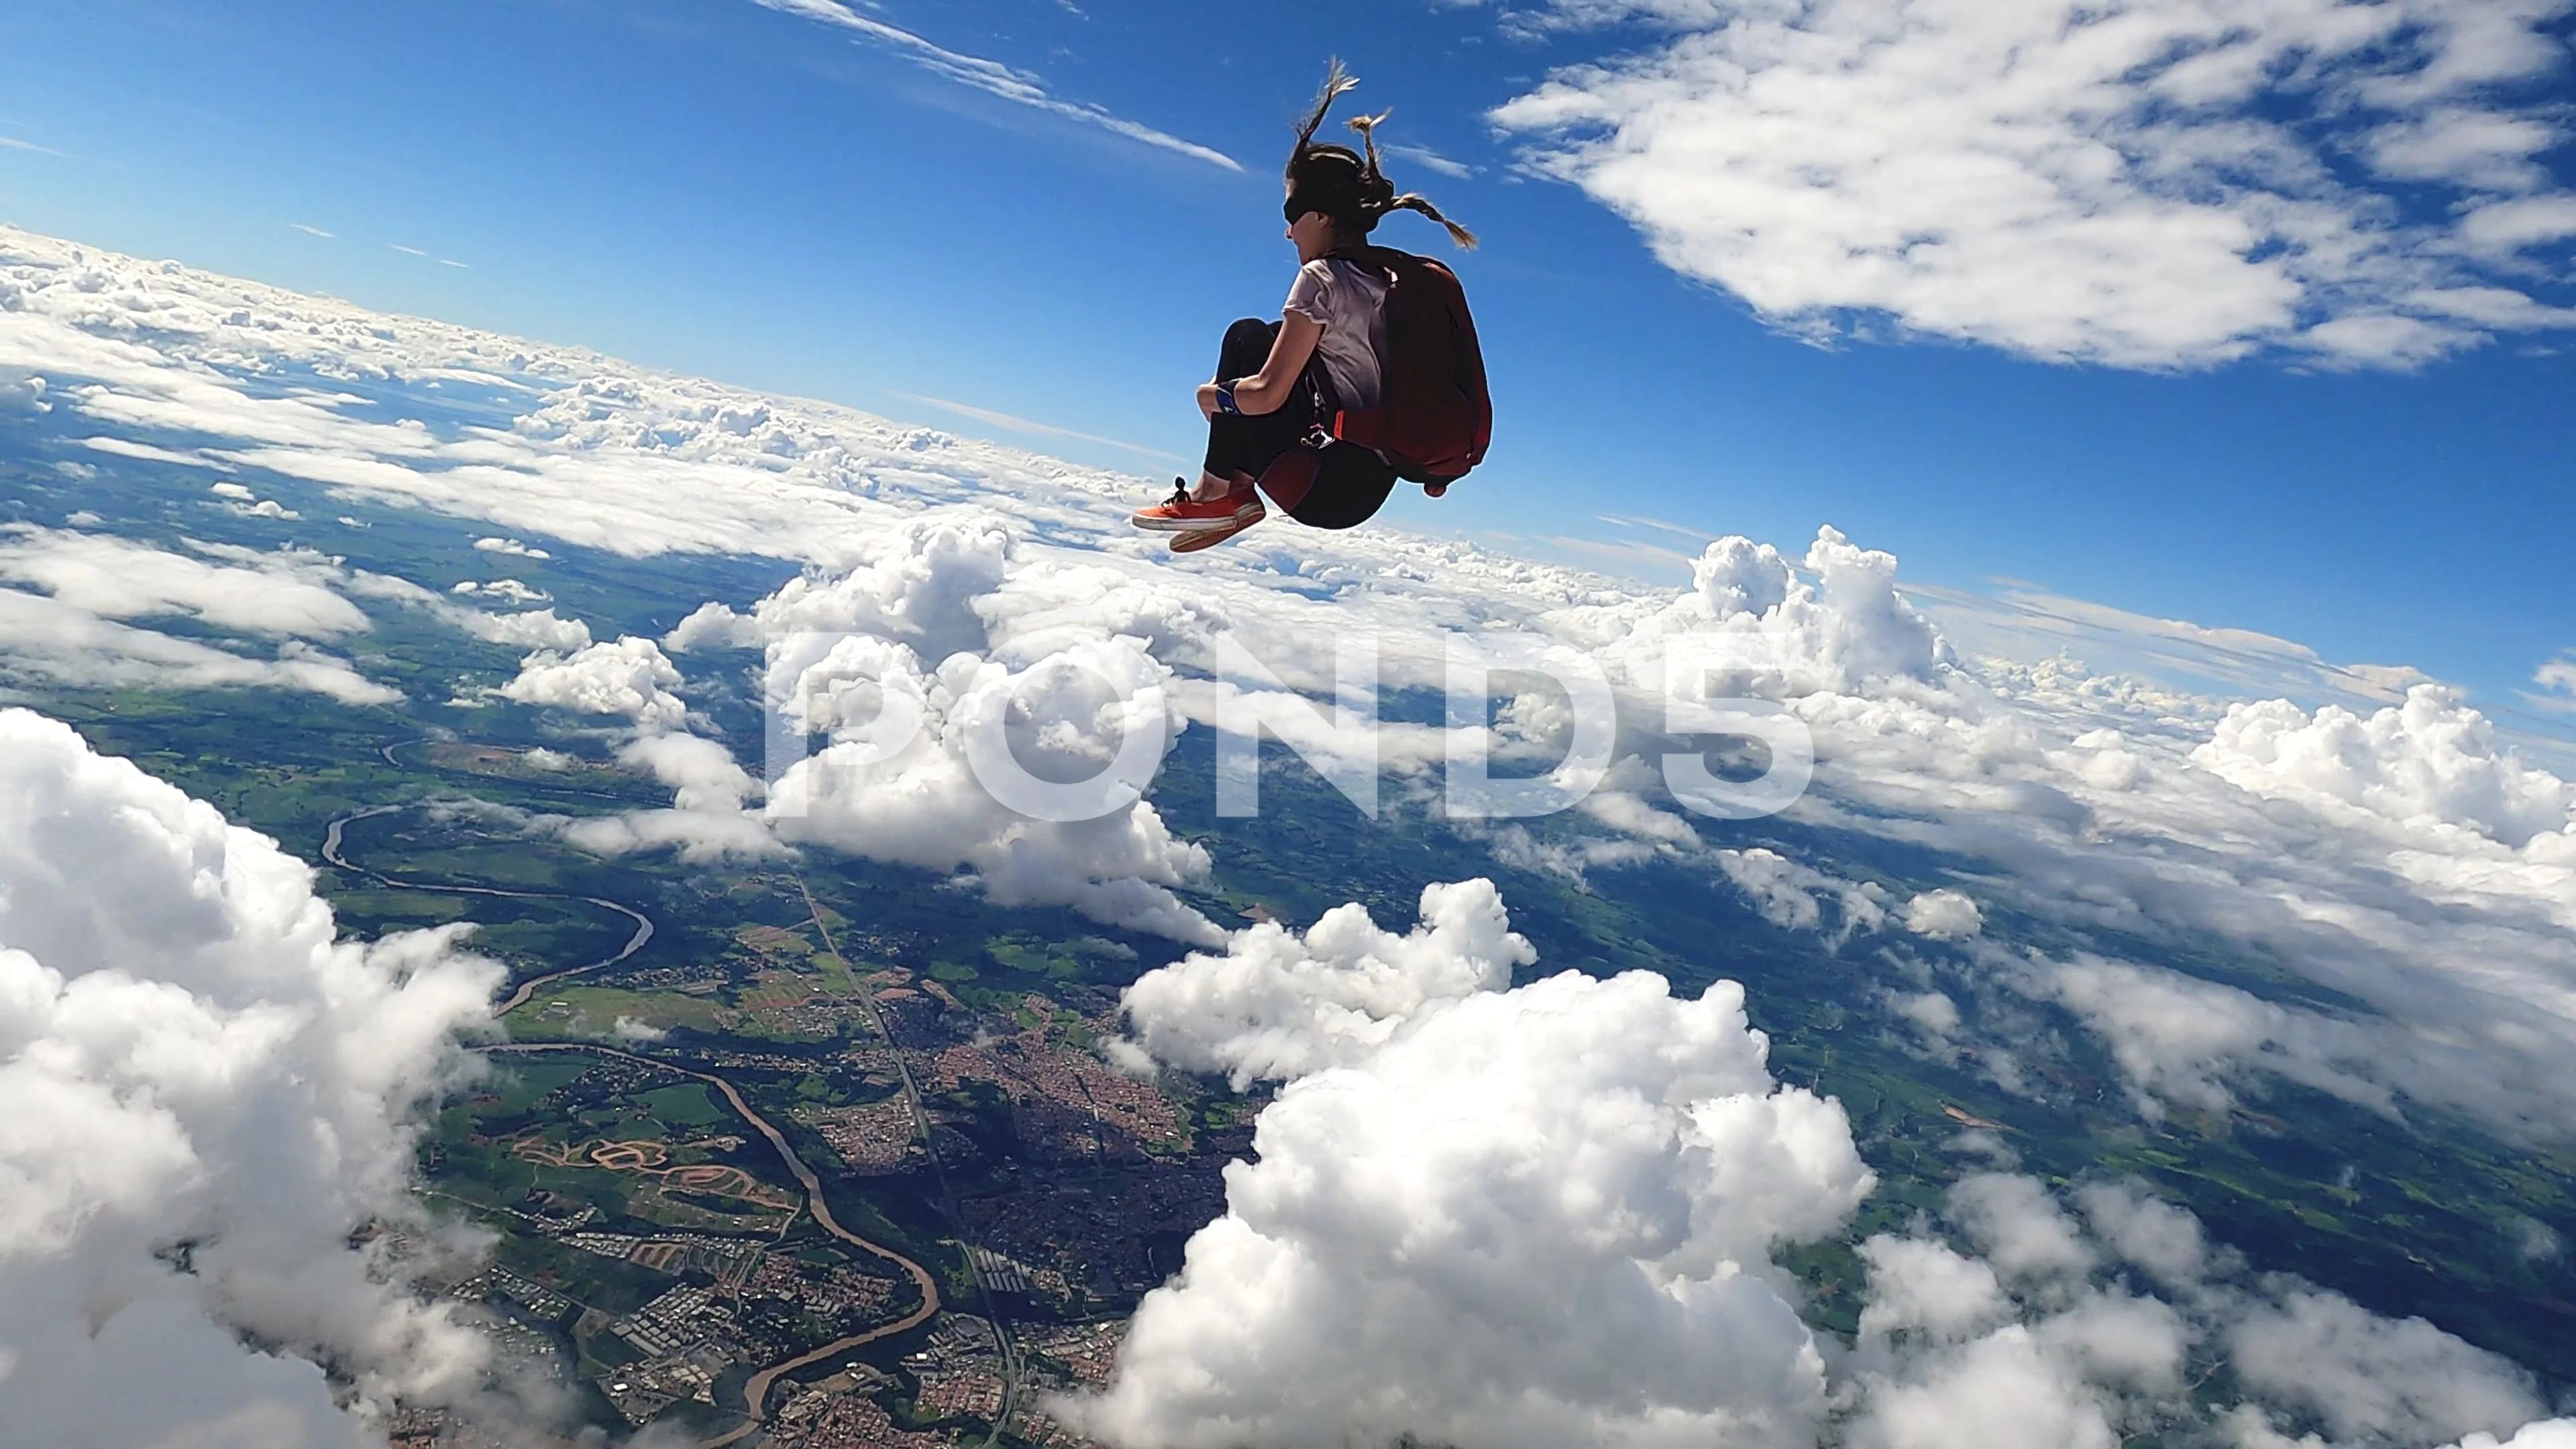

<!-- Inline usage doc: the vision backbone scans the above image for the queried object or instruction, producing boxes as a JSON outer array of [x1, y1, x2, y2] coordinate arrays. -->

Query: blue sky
[[3, 0, 2572, 733]]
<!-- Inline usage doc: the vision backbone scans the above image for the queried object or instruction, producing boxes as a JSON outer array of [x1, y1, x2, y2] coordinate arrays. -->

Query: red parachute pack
[[1326, 245, 1491, 492]]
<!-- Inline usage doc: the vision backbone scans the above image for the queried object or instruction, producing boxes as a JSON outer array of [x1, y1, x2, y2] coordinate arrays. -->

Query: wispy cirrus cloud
[[289, 223, 335, 239], [0, 136, 63, 158], [893, 391, 1191, 464], [747, 0, 1239, 170], [1385, 141, 1475, 180]]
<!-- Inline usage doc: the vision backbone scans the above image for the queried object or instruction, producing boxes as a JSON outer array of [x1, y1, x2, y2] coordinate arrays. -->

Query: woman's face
[[1287, 207, 1336, 262]]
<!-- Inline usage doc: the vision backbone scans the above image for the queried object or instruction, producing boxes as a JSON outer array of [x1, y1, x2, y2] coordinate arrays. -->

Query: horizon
[[5, 0, 2573, 749]]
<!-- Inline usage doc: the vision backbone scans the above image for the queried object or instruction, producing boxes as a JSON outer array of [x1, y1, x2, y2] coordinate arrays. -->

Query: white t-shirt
[[1283, 258, 1390, 413]]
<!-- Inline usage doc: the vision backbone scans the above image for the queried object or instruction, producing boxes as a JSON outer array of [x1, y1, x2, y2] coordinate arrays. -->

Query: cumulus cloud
[[1905, 888, 1983, 940], [500, 635, 690, 733], [449, 606, 592, 655], [1587, 527, 1954, 698], [560, 731, 784, 863], [2227, 1289, 2547, 1447], [0, 366, 48, 414], [2453, 1424, 2576, 1449], [1491, 0, 2576, 368], [745, 512, 1222, 941], [1719, 846, 1889, 941], [1073, 880, 1875, 1449], [2195, 686, 2574, 849], [1845, 1175, 2548, 1449], [1115, 879, 1536, 1087], [472, 535, 550, 559], [0, 708, 502, 1446]]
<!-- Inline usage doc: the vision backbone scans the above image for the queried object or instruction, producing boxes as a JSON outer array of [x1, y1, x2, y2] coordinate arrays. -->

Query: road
[[489, 1043, 943, 1446], [792, 876, 1031, 1441]]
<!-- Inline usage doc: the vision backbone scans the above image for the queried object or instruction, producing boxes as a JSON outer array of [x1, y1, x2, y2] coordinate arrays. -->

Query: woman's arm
[[1197, 311, 1324, 419]]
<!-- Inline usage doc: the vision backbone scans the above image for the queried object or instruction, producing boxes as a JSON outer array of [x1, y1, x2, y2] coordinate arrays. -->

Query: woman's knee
[[1220, 317, 1276, 374]]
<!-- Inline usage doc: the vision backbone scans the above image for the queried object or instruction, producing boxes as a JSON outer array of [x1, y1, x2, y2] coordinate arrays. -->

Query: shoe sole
[[1132, 500, 1265, 533], [1171, 515, 1263, 553]]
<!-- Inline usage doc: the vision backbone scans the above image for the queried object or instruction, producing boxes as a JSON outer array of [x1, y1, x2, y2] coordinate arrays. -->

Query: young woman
[[1130, 64, 1475, 553]]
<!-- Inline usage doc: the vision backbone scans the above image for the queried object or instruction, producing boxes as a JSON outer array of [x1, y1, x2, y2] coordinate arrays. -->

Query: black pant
[[1203, 317, 1398, 531]]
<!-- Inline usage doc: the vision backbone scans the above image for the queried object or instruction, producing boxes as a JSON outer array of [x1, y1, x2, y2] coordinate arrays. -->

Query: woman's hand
[[1196, 382, 1223, 421], [1228, 313, 1324, 417]]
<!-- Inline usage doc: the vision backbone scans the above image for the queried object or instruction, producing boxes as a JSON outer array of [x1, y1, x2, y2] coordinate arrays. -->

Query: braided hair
[[1284, 60, 1477, 250]]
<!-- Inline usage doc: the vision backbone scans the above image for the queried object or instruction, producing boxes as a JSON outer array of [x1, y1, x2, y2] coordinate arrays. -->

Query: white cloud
[[2454, 1424, 2576, 1449], [745, 0, 1240, 170], [720, 512, 1223, 941], [0, 708, 502, 1446], [0, 367, 47, 415], [1491, 0, 2576, 369], [2015, 951, 2395, 1121], [1947, 1172, 2096, 1283], [1915, 578, 2438, 716], [472, 535, 551, 559], [450, 606, 592, 654], [1846, 1177, 2548, 1449], [500, 635, 690, 733], [560, 732, 783, 863], [1383, 142, 1476, 180], [1848, 1324, 2125, 1449], [2228, 1289, 2546, 1446], [1719, 846, 1890, 941], [0, 588, 396, 704], [1071, 884, 1875, 1449], [2530, 653, 2576, 713], [1855, 1236, 2011, 1344], [769, 630, 1216, 941], [1905, 888, 1983, 939], [0, 526, 370, 638], [1115, 879, 1537, 1087], [2074, 1180, 2226, 1290], [2195, 686, 2574, 849], [207, 479, 298, 517]]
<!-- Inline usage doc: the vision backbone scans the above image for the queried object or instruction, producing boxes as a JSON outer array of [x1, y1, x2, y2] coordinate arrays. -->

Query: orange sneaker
[[1132, 480, 1265, 533], [1170, 513, 1265, 553]]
